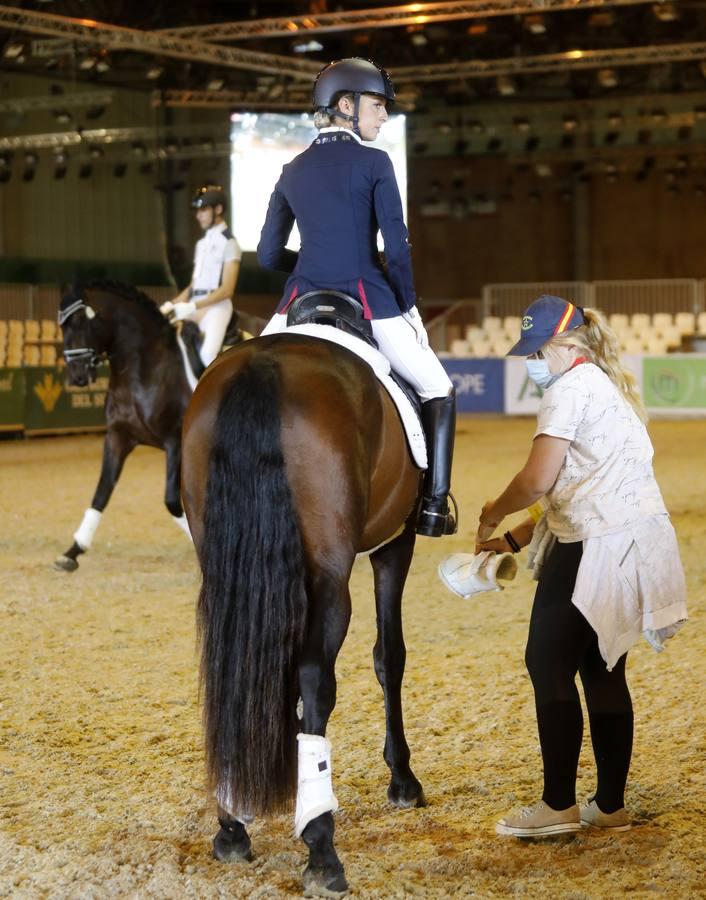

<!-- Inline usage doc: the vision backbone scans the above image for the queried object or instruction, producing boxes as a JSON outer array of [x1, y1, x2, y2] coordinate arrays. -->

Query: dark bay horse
[[55, 281, 193, 571], [181, 333, 427, 897]]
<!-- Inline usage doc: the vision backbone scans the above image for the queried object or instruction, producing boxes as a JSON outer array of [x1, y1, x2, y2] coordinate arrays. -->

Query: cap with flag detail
[[507, 294, 585, 356]]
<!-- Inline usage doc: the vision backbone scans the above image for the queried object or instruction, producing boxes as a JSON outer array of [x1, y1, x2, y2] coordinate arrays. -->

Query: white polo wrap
[[73, 508, 102, 550], [173, 513, 193, 541], [294, 733, 338, 838]]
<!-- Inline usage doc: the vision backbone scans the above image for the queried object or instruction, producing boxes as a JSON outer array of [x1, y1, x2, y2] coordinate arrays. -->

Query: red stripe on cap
[[553, 302, 575, 335]]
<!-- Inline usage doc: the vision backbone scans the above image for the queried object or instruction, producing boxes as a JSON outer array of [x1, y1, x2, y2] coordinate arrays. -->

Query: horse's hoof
[[388, 780, 427, 809], [303, 865, 348, 898], [53, 555, 79, 573], [212, 827, 253, 863]]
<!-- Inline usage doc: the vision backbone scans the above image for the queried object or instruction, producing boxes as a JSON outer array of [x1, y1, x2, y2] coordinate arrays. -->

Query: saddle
[[287, 291, 420, 416], [286, 291, 377, 349]]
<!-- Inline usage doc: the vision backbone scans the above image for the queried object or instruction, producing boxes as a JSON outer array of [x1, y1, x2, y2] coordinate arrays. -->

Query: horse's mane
[[61, 279, 170, 331]]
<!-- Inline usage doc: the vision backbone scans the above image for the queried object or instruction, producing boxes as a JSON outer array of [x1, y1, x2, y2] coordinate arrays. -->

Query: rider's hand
[[402, 306, 429, 349], [172, 301, 197, 321], [159, 300, 174, 316]]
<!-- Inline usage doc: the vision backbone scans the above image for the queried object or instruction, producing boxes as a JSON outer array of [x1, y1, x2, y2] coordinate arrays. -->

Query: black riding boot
[[181, 322, 206, 380], [417, 390, 457, 537]]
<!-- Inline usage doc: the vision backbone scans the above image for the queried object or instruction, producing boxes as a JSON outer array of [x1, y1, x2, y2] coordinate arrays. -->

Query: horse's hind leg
[[370, 523, 426, 809], [297, 572, 352, 898], [212, 808, 253, 863], [54, 429, 135, 571]]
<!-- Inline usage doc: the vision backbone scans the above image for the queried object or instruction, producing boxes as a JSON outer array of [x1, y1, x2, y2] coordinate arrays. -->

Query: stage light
[[131, 141, 147, 156], [147, 66, 163, 80], [563, 115, 578, 132], [608, 112, 623, 128], [513, 118, 531, 133], [293, 40, 323, 53], [89, 145, 104, 159], [54, 109, 72, 125], [496, 75, 516, 97], [653, 2, 679, 22], [524, 14, 546, 35], [3, 42, 24, 59], [95, 59, 111, 73], [651, 108, 667, 123], [207, 78, 225, 91], [79, 56, 97, 71], [535, 163, 552, 178], [598, 69, 618, 88]]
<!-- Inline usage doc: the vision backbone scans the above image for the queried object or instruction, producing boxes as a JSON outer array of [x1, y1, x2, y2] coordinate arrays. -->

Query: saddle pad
[[284, 324, 427, 469]]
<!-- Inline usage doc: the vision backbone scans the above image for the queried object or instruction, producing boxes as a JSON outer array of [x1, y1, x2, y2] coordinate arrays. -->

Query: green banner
[[643, 356, 706, 409], [0, 368, 25, 431], [23, 365, 109, 435]]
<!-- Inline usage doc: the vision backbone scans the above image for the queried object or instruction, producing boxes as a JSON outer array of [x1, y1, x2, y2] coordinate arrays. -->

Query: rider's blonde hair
[[313, 92, 355, 130], [549, 307, 647, 423]]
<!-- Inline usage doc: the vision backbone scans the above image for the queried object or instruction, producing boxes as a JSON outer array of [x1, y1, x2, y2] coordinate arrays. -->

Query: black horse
[[55, 280, 196, 571]]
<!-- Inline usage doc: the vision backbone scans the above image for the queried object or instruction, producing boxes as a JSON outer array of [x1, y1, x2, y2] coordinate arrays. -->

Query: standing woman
[[474, 295, 687, 837], [257, 58, 456, 537]]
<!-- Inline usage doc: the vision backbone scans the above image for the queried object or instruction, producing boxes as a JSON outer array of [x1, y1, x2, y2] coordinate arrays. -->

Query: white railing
[[483, 278, 705, 319]]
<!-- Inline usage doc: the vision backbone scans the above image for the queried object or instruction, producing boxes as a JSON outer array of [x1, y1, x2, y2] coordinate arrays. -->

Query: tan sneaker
[[495, 800, 581, 837], [580, 799, 631, 831]]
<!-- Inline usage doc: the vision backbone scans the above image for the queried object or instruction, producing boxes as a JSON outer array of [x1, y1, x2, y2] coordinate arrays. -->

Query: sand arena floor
[[0, 417, 704, 899]]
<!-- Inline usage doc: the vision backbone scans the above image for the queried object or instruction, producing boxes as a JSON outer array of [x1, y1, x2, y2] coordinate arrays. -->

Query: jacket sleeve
[[257, 175, 299, 273], [372, 152, 416, 313]]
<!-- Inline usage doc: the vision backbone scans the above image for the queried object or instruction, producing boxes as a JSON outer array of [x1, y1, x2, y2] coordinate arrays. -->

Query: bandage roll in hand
[[171, 300, 197, 321], [159, 300, 174, 316], [402, 305, 429, 349]]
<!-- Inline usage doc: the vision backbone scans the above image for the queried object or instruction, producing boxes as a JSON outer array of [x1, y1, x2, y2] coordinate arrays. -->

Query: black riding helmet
[[313, 58, 395, 136], [191, 184, 227, 211]]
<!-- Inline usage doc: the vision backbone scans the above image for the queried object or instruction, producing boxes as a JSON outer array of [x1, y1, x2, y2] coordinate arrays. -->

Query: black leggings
[[525, 540, 633, 813]]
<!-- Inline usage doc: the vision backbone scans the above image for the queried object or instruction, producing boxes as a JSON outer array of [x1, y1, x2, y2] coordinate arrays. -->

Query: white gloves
[[171, 300, 197, 321], [159, 300, 174, 316], [402, 305, 429, 349]]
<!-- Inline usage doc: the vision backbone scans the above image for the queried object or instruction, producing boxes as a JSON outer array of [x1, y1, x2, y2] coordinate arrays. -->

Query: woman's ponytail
[[582, 308, 648, 423]]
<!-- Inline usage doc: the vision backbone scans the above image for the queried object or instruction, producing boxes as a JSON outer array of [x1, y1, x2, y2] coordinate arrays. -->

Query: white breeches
[[261, 313, 452, 402], [189, 298, 233, 367]]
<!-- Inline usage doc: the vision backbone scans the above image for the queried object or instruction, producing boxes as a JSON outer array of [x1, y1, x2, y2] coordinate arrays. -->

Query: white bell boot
[[438, 550, 518, 599], [294, 733, 339, 838]]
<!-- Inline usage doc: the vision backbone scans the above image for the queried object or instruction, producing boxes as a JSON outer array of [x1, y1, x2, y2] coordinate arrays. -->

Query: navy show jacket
[[257, 131, 416, 320]]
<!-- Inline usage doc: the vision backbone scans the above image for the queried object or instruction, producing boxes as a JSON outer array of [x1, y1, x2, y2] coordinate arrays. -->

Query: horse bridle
[[58, 298, 104, 370]]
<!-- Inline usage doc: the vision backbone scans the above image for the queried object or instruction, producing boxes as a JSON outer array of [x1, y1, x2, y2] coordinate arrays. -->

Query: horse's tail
[[197, 354, 307, 817]]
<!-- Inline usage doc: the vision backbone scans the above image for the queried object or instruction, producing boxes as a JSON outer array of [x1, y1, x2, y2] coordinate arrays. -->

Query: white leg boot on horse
[[54, 507, 102, 572], [294, 734, 339, 838]]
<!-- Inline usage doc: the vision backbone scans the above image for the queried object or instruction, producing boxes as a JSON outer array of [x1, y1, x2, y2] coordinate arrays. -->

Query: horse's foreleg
[[297, 575, 352, 898], [164, 439, 191, 540], [54, 429, 135, 572], [370, 524, 426, 809]]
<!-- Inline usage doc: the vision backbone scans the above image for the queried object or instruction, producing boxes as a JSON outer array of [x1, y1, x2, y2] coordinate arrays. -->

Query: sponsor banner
[[643, 355, 706, 411], [442, 358, 504, 412], [504, 356, 544, 414], [0, 368, 26, 431], [23, 365, 109, 434]]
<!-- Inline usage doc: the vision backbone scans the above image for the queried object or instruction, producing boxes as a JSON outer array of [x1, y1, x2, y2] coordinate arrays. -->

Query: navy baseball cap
[[507, 294, 585, 356]]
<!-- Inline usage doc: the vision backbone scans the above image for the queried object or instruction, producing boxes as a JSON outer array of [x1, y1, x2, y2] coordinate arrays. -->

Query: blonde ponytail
[[551, 308, 647, 423]]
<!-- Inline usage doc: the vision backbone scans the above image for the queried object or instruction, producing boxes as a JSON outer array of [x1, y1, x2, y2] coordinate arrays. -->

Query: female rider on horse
[[257, 57, 456, 538]]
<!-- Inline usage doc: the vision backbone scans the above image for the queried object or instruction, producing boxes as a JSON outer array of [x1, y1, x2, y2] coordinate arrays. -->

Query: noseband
[[58, 298, 104, 370]]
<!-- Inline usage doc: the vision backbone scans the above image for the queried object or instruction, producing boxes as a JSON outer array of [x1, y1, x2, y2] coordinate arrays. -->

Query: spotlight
[[563, 115, 578, 132], [651, 108, 668, 124], [54, 110, 72, 125], [131, 141, 147, 156], [496, 75, 516, 97], [653, 2, 679, 22], [607, 112, 623, 128], [147, 66, 163, 80], [95, 59, 111, 73], [535, 163, 552, 178], [24, 152, 38, 167], [524, 14, 546, 35], [598, 69, 618, 88], [79, 56, 97, 71], [293, 40, 323, 53], [89, 145, 104, 159], [694, 106, 706, 120], [513, 118, 531, 133], [207, 78, 225, 91], [3, 42, 24, 59]]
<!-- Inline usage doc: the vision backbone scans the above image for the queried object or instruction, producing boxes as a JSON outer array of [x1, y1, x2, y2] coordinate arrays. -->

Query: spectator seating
[[0, 319, 63, 368], [447, 312, 702, 358]]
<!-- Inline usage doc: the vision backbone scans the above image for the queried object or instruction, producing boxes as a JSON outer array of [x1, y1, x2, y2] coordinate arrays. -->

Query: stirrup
[[417, 492, 458, 537]]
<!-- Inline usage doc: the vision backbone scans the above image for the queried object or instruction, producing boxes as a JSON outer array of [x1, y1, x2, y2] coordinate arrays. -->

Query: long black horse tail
[[197, 354, 307, 817]]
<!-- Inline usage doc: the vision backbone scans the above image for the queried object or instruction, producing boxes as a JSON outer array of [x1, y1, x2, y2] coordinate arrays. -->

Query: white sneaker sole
[[580, 819, 632, 832], [496, 820, 581, 837]]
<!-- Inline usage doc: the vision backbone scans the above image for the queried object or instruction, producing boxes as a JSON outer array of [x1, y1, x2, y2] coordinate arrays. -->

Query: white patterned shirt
[[535, 363, 667, 541], [192, 222, 241, 293]]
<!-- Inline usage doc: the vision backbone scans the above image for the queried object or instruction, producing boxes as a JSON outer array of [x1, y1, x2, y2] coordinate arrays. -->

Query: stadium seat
[[630, 313, 651, 335], [41, 346, 57, 366], [469, 338, 492, 357], [450, 339, 471, 357], [503, 316, 521, 337], [482, 316, 503, 333], [644, 337, 668, 355], [609, 313, 629, 332], [40, 319, 57, 342], [652, 312, 673, 332], [464, 325, 484, 342], [490, 337, 513, 357], [621, 337, 645, 355], [674, 312, 695, 336], [660, 326, 683, 350], [697, 312, 706, 334], [24, 320, 40, 341]]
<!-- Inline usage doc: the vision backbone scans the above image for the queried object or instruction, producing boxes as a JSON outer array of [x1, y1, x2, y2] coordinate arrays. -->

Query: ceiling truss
[[0, 5, 319, 79], [158, 0, 653, 41]]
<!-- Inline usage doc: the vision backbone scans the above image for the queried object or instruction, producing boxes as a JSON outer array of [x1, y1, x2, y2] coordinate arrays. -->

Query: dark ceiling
[[2, 1, 706, 108]]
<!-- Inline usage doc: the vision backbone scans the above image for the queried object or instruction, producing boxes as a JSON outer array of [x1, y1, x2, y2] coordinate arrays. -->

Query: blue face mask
[[525, 358, 561, 390]]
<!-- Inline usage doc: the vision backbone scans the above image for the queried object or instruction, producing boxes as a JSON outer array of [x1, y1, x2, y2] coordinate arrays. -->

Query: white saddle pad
[[283, 324, 427, 469]]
